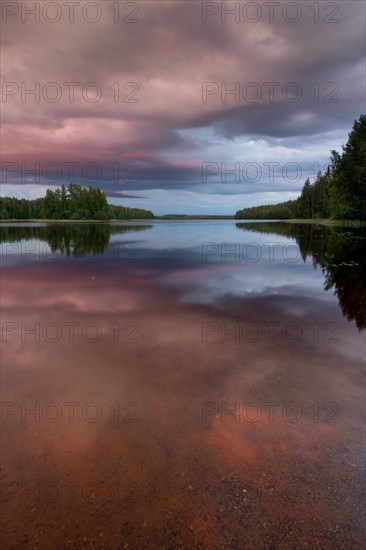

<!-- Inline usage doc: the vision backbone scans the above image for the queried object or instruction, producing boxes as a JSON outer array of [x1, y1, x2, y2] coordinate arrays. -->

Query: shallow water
[[1, 220, 365, 549]]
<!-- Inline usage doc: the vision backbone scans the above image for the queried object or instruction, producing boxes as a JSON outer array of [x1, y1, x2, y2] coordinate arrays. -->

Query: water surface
[[1, 221, 365, 549]]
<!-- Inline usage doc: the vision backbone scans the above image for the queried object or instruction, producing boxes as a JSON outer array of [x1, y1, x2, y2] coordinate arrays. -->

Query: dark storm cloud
[[1, 0, 365, 208]]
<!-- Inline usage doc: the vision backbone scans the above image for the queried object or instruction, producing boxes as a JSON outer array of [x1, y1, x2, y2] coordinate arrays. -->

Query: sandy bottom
[[1, 262, 365, 549]]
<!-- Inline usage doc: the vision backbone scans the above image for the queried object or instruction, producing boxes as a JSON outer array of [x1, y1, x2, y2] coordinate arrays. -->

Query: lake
[[1, 220, 365, 549]]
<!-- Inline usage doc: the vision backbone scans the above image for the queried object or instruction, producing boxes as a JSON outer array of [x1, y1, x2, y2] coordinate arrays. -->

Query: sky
[[1, 0, 365, 215]]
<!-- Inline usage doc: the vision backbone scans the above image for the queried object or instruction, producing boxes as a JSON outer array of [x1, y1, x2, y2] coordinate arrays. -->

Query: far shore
[[0, 219, 155, 223], [1, 218, 365, 226]]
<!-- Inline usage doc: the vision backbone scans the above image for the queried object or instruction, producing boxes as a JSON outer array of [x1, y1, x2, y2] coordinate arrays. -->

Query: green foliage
[[0, 184, 154, 220], [235, 199, 299, 220], [235, 114, 366, 221], [108, 204, 154, 220], [329, 115, 366, 219]]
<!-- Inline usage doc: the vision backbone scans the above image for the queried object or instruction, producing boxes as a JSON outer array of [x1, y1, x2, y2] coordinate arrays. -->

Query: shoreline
[[0, 219, 155, 223], [0, 218, 365, 226]]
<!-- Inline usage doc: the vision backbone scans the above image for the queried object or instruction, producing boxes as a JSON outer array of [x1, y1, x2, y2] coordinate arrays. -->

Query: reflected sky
[[1, 221, 365, 549], [1, 220, 364, 329]]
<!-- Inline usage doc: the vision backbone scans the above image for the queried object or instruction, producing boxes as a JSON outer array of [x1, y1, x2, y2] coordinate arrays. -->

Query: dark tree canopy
[[0, 184, 154, 220], [235, 115, 366, 221]]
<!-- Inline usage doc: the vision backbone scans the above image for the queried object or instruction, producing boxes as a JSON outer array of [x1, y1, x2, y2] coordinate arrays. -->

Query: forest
[[235, 114, 366, 220], [0, 183, 154, 220]]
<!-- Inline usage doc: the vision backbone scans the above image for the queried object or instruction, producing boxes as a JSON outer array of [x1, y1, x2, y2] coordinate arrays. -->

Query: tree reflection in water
[[0, 223, 153, 258], [236, 222, 366, 330]]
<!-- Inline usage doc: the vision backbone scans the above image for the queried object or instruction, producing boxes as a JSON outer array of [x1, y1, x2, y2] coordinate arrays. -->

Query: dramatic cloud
[[1, 0, 365, 213]]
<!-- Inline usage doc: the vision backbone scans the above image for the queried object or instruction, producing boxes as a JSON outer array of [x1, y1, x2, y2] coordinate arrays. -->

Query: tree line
[[235, 114, 366, 220], [0, 183, 154, 220]]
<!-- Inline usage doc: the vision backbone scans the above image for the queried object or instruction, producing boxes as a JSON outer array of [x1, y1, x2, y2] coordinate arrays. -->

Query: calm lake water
[[1, 220, 365, 549]]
